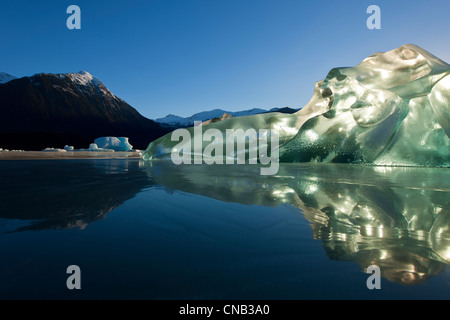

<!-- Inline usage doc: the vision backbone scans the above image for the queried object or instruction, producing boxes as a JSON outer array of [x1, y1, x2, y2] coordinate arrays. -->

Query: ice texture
[[143, 45, 450, 167], [94, 137, 133, 151]]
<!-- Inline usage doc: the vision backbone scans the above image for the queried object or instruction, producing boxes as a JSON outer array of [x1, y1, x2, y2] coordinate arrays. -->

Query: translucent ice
[[143, 45, 450, 167], [94, 137, 133, 151]]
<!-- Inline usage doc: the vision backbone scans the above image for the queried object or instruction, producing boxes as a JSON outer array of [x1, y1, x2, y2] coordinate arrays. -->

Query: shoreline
[[0, 151, 142, 160]]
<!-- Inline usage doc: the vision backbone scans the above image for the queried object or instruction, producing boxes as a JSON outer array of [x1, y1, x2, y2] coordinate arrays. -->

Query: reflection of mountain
[[0, 159, 151, 232], [144, 162, 450, 285]]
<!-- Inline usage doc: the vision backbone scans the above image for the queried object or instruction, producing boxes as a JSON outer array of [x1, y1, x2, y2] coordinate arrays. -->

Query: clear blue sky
[[2, 0, 450, 119]]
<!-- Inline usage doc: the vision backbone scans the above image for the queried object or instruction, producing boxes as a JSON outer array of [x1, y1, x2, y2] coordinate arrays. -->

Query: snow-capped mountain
[[156, 107, 298, 127], [0, 72, 17, 84], [0, 71, 169, 150], [33, 70, 119, 106]]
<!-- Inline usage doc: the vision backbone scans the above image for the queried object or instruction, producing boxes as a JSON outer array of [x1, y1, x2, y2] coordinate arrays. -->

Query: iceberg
[[94, 137, 133, 152], [89, 143, 100, 151], [143, 44, 450, 167]]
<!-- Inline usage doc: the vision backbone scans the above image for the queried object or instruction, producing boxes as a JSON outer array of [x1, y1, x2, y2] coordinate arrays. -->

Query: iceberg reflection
[[145, 161, 450, 285], [1, 159, 448, 286]]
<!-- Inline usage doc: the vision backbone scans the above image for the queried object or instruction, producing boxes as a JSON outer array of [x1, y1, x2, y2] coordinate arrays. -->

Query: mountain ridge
[[155, 107, 299, 127], [0, 72, 17, 84], [0, 71, 170, 150]]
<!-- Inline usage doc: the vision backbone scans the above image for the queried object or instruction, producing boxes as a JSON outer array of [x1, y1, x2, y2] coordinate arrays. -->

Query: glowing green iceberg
[[143, 44, 450, 167]]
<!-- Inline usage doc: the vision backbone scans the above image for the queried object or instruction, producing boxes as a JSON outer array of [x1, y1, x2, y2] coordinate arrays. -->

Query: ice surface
[[94, 137, 133, 151], [143, 45, 450, 167]]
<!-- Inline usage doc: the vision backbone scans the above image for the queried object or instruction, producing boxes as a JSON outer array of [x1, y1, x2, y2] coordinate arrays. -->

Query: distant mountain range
[[0, 71, 298, 150], [155, 107, 299, 127], [0, 72, 17, 84]]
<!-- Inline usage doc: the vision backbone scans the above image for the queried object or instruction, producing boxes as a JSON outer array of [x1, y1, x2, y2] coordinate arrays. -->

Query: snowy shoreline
[[0, 150, 142, 160]]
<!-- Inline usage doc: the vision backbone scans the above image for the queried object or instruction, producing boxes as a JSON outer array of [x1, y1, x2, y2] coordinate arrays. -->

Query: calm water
[[0, 159, 449, 299]]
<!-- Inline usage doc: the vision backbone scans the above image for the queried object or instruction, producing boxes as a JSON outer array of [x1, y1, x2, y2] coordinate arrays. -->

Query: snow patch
[[42, 148, 67, 152]]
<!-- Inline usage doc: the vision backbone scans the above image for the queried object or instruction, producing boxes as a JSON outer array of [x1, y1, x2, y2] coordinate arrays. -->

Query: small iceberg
[[94, 137, 133, 152]]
